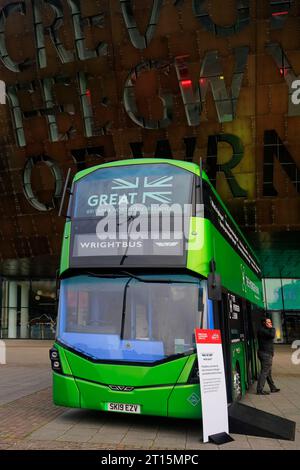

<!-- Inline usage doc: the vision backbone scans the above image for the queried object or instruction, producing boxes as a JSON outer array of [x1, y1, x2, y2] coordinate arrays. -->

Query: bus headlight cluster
[[49, 348, 62, 372]]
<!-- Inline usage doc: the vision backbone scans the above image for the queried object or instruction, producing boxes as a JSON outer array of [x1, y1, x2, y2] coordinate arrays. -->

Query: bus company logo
[[241, 264, 260, 298], [79, 240, 143, 249], [187, 393, 200, 407], [155, 242, 179, 247], [108, 385, 135, 392]]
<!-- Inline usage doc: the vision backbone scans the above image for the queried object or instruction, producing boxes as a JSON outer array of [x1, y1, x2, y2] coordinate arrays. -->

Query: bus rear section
[[51, 273, 208, 419]]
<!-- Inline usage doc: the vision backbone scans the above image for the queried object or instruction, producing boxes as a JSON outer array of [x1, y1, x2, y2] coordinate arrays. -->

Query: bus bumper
[[53, 373, 202, 419]]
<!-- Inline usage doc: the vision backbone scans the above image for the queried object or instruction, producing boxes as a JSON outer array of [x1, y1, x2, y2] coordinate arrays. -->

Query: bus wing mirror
[[208, 273, 222, 301]]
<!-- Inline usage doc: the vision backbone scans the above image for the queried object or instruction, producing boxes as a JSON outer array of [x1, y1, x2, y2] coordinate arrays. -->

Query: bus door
[[214, 295, 233, 403], [241, 300, 252, 388], [250, 306, 265, 380], [243, 301, 257, 385], [227, 293, 246, 399]]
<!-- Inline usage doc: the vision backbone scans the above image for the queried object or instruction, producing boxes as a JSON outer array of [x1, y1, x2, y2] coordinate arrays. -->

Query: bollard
[[0, 80, 5, 105], [0, 340, 6, 365]]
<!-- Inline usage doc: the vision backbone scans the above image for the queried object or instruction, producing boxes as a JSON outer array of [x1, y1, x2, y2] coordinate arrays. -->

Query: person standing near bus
[[256, 318, 281, 395]]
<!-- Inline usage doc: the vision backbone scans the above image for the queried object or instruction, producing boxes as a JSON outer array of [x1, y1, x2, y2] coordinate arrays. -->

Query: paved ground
[[0, 341, 52, 405], [0, 342, 299, 450]]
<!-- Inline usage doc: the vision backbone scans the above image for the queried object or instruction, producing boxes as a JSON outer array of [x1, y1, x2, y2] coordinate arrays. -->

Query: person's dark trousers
[[257, 351, 276, 392]]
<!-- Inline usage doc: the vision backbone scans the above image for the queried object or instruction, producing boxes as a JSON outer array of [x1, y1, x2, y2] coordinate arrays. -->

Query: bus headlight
[[50, 349, 59, 360], [49, 348, 62, 372]]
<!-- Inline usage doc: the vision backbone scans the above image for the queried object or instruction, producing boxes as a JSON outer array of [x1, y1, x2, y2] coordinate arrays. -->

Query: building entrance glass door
[[0, 279, 57, 340]]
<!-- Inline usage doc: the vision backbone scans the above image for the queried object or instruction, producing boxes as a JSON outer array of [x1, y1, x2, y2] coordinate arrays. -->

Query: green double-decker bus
[[50, 158, 264, 419]]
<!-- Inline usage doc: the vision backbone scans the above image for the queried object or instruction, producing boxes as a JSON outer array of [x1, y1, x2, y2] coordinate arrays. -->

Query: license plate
[[105, 402, 141, 414]]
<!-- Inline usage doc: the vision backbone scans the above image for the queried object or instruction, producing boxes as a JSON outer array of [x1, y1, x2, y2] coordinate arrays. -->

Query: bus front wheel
[[232, 365, 242, 401]]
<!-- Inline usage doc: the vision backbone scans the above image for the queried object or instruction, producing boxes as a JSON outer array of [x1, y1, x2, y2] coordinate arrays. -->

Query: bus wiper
[[120, 277, 133, 340], [120, 271, 184, 284], [86, 272, 127, 279], [119, 214, 139, 265]]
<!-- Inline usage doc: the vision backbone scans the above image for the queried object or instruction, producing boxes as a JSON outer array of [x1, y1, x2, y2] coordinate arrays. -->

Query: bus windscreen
[[57, 274, 204, 363]]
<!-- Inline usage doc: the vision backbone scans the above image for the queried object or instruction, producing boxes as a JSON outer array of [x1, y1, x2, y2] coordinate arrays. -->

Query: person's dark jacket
[[257, 325, 276, 355]]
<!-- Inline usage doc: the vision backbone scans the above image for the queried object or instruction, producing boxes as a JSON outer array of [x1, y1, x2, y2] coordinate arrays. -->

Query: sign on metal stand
[[195, 328, 233, 445]]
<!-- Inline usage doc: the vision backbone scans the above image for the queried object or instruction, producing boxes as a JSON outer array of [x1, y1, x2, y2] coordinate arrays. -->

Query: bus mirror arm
[[199, 157, 204, 205], [208, 259, 222, 301], [58, 168, 72, 219]]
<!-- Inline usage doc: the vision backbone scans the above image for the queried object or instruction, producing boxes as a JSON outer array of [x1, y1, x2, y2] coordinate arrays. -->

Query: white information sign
[[195, 328, 229, 443]]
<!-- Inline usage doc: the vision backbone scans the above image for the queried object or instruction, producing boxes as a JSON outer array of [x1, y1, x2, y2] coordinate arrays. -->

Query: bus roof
[[73, 158, 205, 182], [72, 158, 261, 268]]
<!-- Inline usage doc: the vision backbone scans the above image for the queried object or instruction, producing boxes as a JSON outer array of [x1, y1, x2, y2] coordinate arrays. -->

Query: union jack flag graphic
[[111, 176, 174, 203]]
